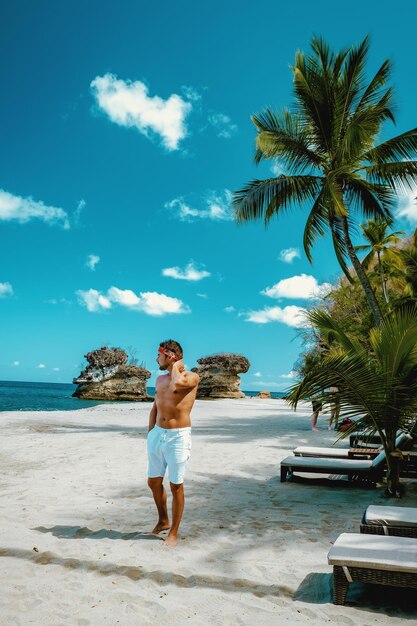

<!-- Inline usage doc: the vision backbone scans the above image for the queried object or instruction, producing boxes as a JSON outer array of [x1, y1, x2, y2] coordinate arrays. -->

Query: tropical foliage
[[233, 36, 417, 326], [354, 218, 405, 302], [287, 307, 417, 497]]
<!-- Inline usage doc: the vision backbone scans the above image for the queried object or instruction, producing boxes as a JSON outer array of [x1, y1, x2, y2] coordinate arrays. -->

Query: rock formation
[[192, 353, 250, 399], [73, 346, 152, 401], [256, 391, 271, 399]]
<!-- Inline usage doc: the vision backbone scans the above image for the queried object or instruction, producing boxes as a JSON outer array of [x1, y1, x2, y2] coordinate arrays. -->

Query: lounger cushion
[[364, 505, 417, 528], [293, 446, 350, 458], [328, 533, 417, 573], [281, 455, 374, 471]]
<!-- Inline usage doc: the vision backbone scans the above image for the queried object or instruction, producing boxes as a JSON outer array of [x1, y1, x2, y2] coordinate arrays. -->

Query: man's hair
[[159, 339, 183, 359]]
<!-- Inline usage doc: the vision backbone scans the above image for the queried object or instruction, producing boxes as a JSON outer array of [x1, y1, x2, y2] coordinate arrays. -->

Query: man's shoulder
[[155, 373, 169, 386]]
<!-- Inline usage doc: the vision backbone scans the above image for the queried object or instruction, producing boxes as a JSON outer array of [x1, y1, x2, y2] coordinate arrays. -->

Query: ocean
[[0, 380, 285, 412]]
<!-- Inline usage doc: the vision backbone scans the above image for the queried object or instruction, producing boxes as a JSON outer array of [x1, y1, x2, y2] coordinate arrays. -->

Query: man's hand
[[171, 359, 185, 375], [170, 359, 199, 390]]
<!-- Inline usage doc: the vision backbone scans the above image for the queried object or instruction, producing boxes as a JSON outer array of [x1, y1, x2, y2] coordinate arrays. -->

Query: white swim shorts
[[147, 424, 192, 484]]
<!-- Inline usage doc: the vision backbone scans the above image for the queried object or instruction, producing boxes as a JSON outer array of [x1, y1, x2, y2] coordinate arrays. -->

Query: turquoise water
[[0, 380, 284, 412]]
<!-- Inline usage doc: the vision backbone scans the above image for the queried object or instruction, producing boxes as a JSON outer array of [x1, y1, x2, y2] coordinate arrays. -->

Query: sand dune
[[0, 399, 416, 625]]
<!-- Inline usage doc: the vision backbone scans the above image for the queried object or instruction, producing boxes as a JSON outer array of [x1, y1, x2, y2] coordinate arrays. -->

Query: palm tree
[[286, 307, 417, 497], [354, 219, 405, 303], [233, 36, 417, 326], [390, 230, 417, 306]]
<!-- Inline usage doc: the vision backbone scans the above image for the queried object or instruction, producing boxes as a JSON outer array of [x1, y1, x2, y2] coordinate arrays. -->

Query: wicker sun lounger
[[328, 532, 417, 605], [360, 505, 417, 538]]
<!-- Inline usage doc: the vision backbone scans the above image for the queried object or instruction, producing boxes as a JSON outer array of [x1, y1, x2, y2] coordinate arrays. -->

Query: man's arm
[[148, 401, 157, 432], [170, 360, 199, 391]]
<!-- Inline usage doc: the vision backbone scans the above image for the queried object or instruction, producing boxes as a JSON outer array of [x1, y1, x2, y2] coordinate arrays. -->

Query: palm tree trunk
[[340, 216, 383, 326], [377, 251, 389, 303]]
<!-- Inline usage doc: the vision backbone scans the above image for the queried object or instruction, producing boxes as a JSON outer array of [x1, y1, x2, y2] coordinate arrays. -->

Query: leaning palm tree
[[286, 307, 417, 497], [233, 36, 417, 326], [354, 219, 405, 303]]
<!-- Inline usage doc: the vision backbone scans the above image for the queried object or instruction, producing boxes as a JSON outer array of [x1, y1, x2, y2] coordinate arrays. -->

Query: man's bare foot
[[163, 533, 178, 547], [151, 521, 170, 535]]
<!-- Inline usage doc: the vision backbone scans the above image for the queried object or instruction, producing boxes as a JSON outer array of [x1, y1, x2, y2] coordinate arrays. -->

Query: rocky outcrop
[[73, 347, 152, 401], [256, 391, 271, 399], [192, 353, 250, 399]]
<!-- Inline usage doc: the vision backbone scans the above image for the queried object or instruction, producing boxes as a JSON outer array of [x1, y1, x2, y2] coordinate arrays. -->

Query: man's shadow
[[33, 525, 164, 541]]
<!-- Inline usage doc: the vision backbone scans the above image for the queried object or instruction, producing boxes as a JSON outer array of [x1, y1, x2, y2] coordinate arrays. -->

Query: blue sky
[[1, 0, 417, 389]]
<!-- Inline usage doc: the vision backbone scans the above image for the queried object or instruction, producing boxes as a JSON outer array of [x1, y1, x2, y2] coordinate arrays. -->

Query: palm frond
[[251, 108, 323, 171], [328, 213, 353, 281], [344, 177, 394, 219], [354, 58, 392, 113], [365, 160, 417, 192], [302, 191, 328, 262], [232, 175, 323, 225], [364, 128, 417, 164]]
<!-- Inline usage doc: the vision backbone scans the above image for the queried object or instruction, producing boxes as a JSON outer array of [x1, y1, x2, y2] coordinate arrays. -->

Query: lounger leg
[[333, 566, 349, 605], [280, 466, 289, 482]]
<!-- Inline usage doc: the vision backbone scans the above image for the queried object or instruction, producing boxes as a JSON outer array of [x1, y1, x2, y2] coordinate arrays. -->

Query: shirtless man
[[147, 340, 199, 547]]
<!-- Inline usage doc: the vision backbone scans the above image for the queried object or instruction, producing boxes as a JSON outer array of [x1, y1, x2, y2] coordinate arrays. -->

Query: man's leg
[[147, 477, 170, 534], [164, 482, 184, 547]]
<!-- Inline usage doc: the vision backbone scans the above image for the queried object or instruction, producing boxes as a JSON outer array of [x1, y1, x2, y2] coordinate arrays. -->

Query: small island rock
[[73, 346, 152, 402], [192, 353, 250, 399]]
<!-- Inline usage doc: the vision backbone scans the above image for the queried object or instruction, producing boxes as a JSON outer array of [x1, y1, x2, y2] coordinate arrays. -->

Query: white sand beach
[[1, 399, 416, 625]]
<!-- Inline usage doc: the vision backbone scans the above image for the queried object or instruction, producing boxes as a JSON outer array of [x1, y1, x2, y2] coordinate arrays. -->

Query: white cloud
[[46, 297, 72, 305], [280, 371, 297, 379], [37, 363, 46, 369], [166, 189, 233, 222], [52, 367, 60, 372], [12, 360, 20, 366], [162, 262, 210, 281], [181, 85, 201, 102], [245, 305, 308, 327], [279, 247, 300, 264], [225, 306, 235, 313], [396, 188, 417, 223], [197, 293, 208, 299], [74, 199, 86, 226], [0, 189, 70, 229], [76, 289, 112, 312], [271, 160, 286, 176], [0, 282, 13, 298], [256, 381, 288, 388], [262, 274, 331, 300], [107, 286, 141, 307], [208, 113, 237, 138], [254, 372, 262, 377], [91, 73, 192, 151], [86, 254, 100, 271], [77, 286, 189, 316], [136, 291, 189, 316]]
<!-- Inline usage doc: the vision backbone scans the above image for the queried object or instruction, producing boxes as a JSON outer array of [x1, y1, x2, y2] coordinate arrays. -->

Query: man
[[147, 340, 199, 547]]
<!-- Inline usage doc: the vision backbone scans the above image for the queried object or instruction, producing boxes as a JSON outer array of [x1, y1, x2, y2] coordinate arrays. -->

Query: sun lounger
[[293, 446, 351, 458], [327, 532, 417, 605], [360, 505, 417, 538], [280, 452, 385, 485], [349, 433, 381, 448], [293, 433, 411, 460]]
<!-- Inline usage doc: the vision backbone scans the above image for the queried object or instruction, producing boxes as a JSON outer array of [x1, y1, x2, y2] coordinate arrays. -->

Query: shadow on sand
[[33, 525, 163, 541], [295, 572, 417, 617]]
